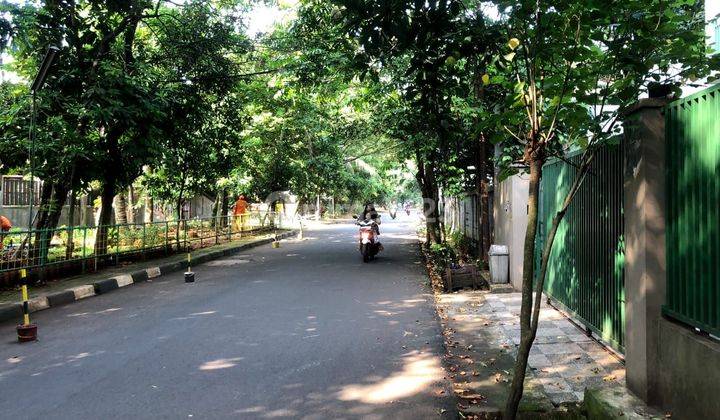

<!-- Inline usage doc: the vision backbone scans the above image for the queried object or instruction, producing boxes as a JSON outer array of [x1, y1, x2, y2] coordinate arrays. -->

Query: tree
[[142, 1, 249, 222], [0, 1, 250, 260], [482, 1, 718, 417], [317, 0, 502, 246]]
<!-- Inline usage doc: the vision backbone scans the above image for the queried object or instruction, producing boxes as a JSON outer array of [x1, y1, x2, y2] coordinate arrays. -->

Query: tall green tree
[[483, 0, 718, 416]]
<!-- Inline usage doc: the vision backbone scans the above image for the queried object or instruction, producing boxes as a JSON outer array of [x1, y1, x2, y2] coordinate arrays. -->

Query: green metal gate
[[536, 145, 625, 352], [664, 84, 720, 337]]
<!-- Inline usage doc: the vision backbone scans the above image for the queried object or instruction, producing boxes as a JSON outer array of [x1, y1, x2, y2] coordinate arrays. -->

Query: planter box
[[443, 263, 485, 291]]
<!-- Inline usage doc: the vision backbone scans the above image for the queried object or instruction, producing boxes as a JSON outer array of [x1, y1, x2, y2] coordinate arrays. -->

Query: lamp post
[[27, 46, 59, 232]]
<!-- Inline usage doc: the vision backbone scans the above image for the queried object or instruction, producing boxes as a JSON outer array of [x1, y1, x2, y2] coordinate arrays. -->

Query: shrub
[[427, 242, 458, 276], [448, 231, 472, 263]]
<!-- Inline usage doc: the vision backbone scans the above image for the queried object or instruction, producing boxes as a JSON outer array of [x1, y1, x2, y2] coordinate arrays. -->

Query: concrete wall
[[441, 193, 481, 245], [0, 204, 94, 228], [656, 319, 720, 419], [622, 98, 669, 402], [623, 98, 720, 419], [492, 173, 529, 290]]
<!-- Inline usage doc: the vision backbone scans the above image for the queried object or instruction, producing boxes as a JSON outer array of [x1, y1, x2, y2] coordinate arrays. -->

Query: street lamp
[[27, 46, 59, 232]]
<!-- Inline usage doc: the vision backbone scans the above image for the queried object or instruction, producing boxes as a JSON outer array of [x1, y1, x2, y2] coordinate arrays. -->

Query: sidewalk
[[436, 290, 626, 417], [0, 230, 295, 322]]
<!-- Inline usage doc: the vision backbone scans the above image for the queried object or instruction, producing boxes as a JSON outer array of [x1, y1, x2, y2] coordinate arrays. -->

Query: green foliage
[[448, 230, 472, 263], [427, 241, 457, 275], [0, 0, 715, 241], [487, 0, 717, 174]]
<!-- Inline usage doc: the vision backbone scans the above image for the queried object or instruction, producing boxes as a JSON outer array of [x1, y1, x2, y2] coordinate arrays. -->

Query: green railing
[[0, 211, 282, 277], [536, 145, 626, 352], [664, 84, 720, 337]]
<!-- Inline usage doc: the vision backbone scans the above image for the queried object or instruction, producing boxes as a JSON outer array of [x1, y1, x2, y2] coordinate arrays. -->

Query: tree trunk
[[65, 189, 77, 260], [220, 189, 229, 227], [115, 190, 128, 225], [145, 192, 154, 223], [438, 194, 446, 243], [211, 190, 220, 227], [476, 136, 492, 262], [213, 188, 227, 227], [33, 180, 53, 232], [94, 179, 116, 257], [127, 185, 136, 224], [505, 157, 543, 419], [315, 194, 321, 220], [415, 156, 442, 246], [32, 180, 68, 269]]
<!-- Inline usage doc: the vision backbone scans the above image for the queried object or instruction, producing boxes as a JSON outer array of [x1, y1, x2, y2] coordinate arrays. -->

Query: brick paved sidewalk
[[437, 290, 625, 412], [482, 293, 625, 403]]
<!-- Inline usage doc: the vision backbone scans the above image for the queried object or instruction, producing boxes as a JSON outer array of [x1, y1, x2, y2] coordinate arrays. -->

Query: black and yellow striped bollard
[[16, 269, 38, 342], [184, 252, 195, 283]]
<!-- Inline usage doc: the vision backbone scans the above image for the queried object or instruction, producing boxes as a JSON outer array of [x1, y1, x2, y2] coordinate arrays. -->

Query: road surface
[[0, 215, 454, 419]]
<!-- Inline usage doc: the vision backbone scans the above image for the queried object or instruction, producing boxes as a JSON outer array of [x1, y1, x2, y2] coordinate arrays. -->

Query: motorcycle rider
[[360, 203, 380, 233], [358, 203, 383, 251]]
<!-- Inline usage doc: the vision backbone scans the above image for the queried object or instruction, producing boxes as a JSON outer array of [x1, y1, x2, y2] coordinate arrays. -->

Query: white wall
[[492, 173, 530, 290]]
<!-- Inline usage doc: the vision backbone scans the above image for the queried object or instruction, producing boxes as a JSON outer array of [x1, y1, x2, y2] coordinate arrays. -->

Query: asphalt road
[[0, 215, 454, 419]]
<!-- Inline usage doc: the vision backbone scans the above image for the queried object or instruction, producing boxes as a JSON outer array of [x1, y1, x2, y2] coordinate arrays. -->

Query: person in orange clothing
[[0, 215, 12, 248], [233, 195, 249, 233]]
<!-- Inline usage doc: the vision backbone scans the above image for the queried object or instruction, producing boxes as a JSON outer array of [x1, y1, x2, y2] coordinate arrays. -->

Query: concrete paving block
[[114, 274, 134, 288], [28, 296, 49, 312], [70, 285, 95, 300], [192, 254, 211, 265], [47, 290, 76, 307], [0, 303, 23, 323], [94, 278, 120, 294], [490, 283, 514, 294], [146, 267, 161, 279], [159, 262, 183, 274], [131, 270, 148, 283], [584, 387, 662, 420]]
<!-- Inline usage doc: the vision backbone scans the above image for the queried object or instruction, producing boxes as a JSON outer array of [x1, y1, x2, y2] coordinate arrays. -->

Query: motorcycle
[[353, 214, 382, 262]]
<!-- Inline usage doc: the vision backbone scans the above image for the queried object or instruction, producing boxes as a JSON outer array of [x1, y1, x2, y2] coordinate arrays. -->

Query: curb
[[0, 231, 297, 323]]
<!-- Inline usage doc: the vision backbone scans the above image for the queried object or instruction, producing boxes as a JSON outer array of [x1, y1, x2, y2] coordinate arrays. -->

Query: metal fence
[[0, 211, 283, 278], [664, 83, 720, 337], [442, 193, 481, 244], [536, 145, 626, 352]]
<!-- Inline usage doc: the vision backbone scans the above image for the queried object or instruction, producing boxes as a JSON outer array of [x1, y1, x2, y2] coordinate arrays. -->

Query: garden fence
[[0, 211, 284, 280], [664, 83, 720, 337], [536, 145, 626, 352]]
